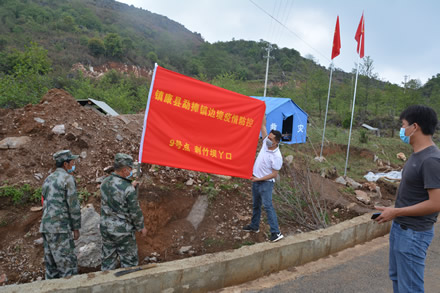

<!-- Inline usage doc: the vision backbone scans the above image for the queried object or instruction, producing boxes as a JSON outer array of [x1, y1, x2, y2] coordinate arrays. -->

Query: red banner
[[355, 13, 365, 58], [331, 15, 341, 60], [139, 65, 266, 178]]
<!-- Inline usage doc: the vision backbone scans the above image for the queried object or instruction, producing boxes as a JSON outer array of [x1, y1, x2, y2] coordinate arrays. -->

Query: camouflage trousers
[[42, 232, 78, 279], [101, 230, 139, 271]]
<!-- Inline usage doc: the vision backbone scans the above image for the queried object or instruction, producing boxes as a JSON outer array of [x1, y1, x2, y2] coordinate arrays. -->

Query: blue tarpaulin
[[251, 96, 308, 144]]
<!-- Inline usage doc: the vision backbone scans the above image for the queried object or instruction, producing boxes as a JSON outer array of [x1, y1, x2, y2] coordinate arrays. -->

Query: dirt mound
[[0, 88, 143, 190]]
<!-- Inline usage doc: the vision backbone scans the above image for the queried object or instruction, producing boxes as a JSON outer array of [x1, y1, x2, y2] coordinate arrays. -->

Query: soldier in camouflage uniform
[[100, 153, 147, 271], [39, 150, 81, 279]]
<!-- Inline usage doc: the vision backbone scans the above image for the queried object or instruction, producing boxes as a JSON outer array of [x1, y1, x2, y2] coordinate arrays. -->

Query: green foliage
[[67, 70, 148, 113], [78, 188, 94, 204], [359, 129, 368, 144], [0, 42, 52, 108], [147, 51, 158, 63], [104, 33, 123, 58], [342, 115, 351, 129], [1, 0, 440, 124], [0, 184, 41, 205], [88, 38, 105, 56]]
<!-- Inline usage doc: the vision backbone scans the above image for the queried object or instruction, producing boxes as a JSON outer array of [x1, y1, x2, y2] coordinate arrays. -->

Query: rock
[[363, 182, 377, 191], [213, 174, 231, 180], [186, 195, 208, 230], [34, 173, 43, 180], [72, 122, 82, 130], [345, 177, 362, 189], [34, 117, 45, 124], [355, 190, 371, 204], [375, 186, 382, 198], [347, 202, 357, 210], [0, 273, 7, 284], [185, 178, 194, 186], [151, 252, 160, 257], [335, 176, 347, 185], [80, 151, 87, 159], [30, 206, 43, 212], [33, 237, 44, 245], [95, 175, 106, 183], [74, 204, 101, 268], [104, 166, 114, 173], [179, 246, 192, 254], [396, 152, 406, 161], [314, 156, 326, 162], [0, 136, 32, 149], [116, 134, 123, 141], [284, 155, 294, 165], [52, 124, 65, 135]]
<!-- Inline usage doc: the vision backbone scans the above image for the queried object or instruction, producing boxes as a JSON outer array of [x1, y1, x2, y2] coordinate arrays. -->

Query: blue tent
[[251, 96, 308, 144]]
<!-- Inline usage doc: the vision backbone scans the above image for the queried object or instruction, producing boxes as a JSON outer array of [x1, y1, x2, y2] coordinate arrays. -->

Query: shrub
[[359, 129, 368, 144]]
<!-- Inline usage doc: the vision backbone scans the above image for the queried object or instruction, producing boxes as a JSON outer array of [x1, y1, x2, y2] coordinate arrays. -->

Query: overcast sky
[[119, 0, 439, 86]]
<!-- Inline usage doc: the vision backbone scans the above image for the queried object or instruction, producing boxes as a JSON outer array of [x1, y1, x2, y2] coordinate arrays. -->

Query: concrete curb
[[2, 214, 391, 293]]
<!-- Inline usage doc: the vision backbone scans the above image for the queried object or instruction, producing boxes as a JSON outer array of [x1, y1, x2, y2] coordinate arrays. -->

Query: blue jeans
[[389, 221, 434, 293], [250, 181, 280, 234]]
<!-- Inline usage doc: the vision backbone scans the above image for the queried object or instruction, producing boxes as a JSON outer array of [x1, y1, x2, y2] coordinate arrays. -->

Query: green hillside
[[1, 0, 440, 133]]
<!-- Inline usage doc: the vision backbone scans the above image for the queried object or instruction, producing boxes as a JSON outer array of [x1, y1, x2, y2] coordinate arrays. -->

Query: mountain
[[1, 0, 439, 125], [0, 0, 204, 72]]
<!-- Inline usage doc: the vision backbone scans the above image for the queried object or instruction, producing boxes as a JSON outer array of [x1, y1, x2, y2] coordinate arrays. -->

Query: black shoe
[[243, 225, 259, 233], [270, 232, 284, 242]]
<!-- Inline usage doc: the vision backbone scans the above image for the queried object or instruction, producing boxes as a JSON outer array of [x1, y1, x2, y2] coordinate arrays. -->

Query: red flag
[[355, 13, 365, 58], [331, 16, 341, 59], [139, 65, 266, 178]]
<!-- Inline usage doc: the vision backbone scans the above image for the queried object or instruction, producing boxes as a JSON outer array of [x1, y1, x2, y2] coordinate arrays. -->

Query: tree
[[88, 38, 105, 56], [104, 33, 123, 58], [0, 42, 52, 108], [147, 51, 158, 64], [358, 56, 378, 120]]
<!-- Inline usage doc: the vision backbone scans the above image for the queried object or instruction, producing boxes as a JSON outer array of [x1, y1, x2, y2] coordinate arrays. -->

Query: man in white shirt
[[243, 116, 284, 242]]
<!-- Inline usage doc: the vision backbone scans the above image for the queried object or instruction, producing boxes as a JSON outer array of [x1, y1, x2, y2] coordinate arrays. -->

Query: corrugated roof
[[86, 98, 119, 116]]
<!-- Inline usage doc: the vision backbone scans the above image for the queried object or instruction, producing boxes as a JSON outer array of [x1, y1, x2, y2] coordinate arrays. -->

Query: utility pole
[[263, 44, 273, 97]]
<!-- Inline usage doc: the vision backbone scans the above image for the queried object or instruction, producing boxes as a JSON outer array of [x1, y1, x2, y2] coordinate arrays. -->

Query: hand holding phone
[[371, 213, 381, 220]]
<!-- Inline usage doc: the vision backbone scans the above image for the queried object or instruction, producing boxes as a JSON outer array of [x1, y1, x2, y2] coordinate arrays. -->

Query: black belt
[[400, 224, 408, 230]]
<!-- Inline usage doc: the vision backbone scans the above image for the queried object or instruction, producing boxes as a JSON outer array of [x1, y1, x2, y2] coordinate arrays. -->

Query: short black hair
[[400, 105, 438, 135], [56, 159, 71, 168], [270, 130, 282, 143]]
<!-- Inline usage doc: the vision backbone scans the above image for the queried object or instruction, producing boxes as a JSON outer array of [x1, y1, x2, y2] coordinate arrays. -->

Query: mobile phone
[[371, 213, 381, 220]]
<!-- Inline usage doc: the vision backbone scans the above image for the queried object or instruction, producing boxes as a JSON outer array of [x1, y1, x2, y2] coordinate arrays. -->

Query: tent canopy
[[251, 96, 308, 144]]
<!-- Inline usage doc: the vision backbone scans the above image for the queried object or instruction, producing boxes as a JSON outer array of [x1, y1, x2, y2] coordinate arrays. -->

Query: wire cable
[[249, 0, 331, 63]]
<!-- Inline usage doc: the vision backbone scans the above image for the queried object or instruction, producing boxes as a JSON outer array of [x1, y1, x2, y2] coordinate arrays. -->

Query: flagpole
[[344, 51, 361, 177], [320, 62, 334, 158]]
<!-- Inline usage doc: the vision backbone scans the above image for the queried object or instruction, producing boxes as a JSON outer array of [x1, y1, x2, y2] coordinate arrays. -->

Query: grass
[[0, 184, 42, 205], [282, 115, 414, 181]]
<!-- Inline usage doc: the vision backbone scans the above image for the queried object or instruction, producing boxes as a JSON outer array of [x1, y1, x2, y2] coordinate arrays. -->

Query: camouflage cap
[[53, 150, 79, 164], [114, 153, 133, 168]]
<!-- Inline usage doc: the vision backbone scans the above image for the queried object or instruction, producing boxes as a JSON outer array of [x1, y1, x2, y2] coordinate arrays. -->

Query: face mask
[[399, 125, 413, 144], [266, 139, 274, 148], [126, 170, 133, 179], [67, 165, 76, 173]]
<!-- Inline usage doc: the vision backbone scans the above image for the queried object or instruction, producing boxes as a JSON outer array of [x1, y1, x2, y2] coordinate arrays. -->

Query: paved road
[[219, 222, 440, 293]]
